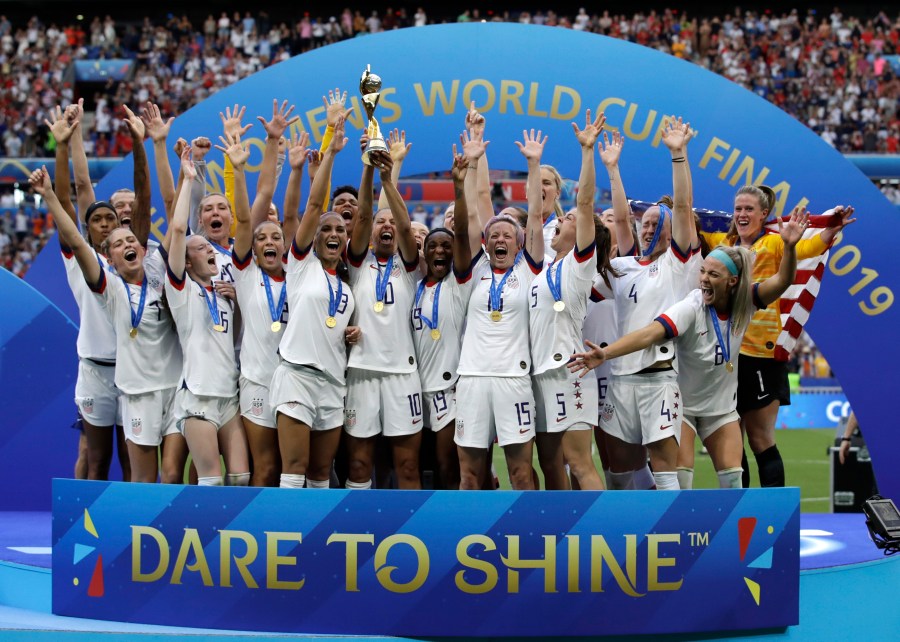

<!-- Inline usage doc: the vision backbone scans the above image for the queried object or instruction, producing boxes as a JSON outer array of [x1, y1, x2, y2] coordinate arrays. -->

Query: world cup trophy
[[359, 64, 389, 165]]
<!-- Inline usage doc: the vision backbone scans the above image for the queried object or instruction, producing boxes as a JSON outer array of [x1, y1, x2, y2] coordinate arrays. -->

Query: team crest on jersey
[[649, 263, 659, 278], [344, 409, 357, 427], [455, 419, 464, 436], [505, 273, 520, 289], [80, 398, 94, 414], [251, 398, 264, 416], [148, 276, 161, 290], [600, 402, 614, 422], [131, 417, 143, 436]]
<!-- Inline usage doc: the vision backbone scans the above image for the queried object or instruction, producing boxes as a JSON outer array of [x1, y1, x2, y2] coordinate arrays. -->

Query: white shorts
[[454, 375, 535, 449], [270, 361, 345, 431], [121, 387, 178, 446], [599, 370, 681, 446], [175, 388, 240, 432], [344, 368, 423, 438], [683, 410, 741, 442], [239, 375, 275, 429], [533, 366, 598, 433], [424, 386, 456, 432], [75, 359, 121, 427]]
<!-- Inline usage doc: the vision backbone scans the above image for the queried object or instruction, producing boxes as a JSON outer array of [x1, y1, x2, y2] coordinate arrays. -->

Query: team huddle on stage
[[34, 90, 855, 490]]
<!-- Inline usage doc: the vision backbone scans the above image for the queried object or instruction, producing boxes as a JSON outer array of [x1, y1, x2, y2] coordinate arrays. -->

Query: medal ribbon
[[262, 271, 287, 324], [414, 279, 441, 331], [375, 254, 394, 306], [119, 274, 147, 333], [707, 305, 732, 368], [546, 257, 564, 304], [489, 267, 513, 312], [324, 267, 343, 318], [202, 284, 222, 328]]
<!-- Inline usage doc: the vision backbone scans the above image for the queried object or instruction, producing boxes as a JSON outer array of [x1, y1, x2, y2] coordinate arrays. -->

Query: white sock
[[226, 473, 250, 487], [346, 479, 372, 490], [307, 478, 330, 489], [280, 473, 306, 488], [676, 467, 694, 490], [198, 476, 223, 486], [633, 464, 656, 490], [652, 471, 680, 490], [717, 467, 744, 489], [607, 471, 633, 490]]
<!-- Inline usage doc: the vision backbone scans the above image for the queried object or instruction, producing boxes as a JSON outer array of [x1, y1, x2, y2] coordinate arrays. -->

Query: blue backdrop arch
[[11, 23, 899, 507]]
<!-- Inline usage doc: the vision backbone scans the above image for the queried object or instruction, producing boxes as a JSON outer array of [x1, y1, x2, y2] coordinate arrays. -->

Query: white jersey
[[458, 250, 543, 377], [209, 238, 235, 284], [233, 250, 288, 386], [279, 240, 356, 385], [165, 266, 238, 398], [411, 271, 468, 392], [542, 214, 557, 261], [582, 297, 618, 397], [529, 244, 597, 375], [347, 249, 421, 374], [658, 288, 761, 416], [62, 243, 116, 362], [93, 251, 181, 394], [596, 245, 700, 376]]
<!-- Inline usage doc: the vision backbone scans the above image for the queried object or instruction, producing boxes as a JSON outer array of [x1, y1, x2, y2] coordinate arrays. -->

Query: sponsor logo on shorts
[[436, 413, 448, 422], [518, 428, 529, 435], [412, 418, 422, 425], [131, 417, 142, 436], [455, 419, 464, 436], [600, 402, 614, 422], [81, 398, 94, 414], [344, 409, 357, 427], [659, 424, 672, 431], [251, 398, 263, 417]]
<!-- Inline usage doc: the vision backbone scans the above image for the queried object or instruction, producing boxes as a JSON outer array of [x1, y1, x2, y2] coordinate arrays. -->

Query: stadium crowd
[[1, 6, 900, 159]]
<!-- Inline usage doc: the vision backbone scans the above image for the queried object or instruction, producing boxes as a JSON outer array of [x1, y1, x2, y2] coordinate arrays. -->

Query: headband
[[708, 248, 739, 275]]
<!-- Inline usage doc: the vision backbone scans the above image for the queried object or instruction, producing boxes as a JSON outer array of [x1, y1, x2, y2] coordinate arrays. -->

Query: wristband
[[841, 437, 852, 442], [671, 156, 686, 163]]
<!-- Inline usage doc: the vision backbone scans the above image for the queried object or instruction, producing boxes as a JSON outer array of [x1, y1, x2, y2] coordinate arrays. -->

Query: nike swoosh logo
[[659, 424, 672, 431], [436, 413, 448, 421], [556, 417, 567, 423], [412, 419, 422, 425], [480, 276, 492, 281], [519, 428, 530, 434], [757, 393, 769, 400], [698, 331, 708, 336]]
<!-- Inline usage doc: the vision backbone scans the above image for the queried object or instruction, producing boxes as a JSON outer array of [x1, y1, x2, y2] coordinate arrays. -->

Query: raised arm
[[376, 128, 411, 210], [167, 148, 196, 279], [186, 136, 212, 233], [250, 99, 299, 229], [349, 136, 378, 259], [568, 321, 667, 378], [660, 116, 697, 251], [818, 205, 857, 246], [379, 154, 418, 265], [68, 99, 97, 215], [296, 116, 348, 250], [465, 102, 495, 227], [572, 110, 604, 251], [142, 101, 176, 220], [282, 131, 309, 245], [515, 128, 547, 260], [215, 133, 252, 259], [319, 88, 351, 211], [459, 128, 490, 255], [599, 130, 633, 255], [29, 167, 101, 285], [757, 206, 806, 307], [44, 104, 79, 224], [122, 105, 151, 247], [449, 151, 472, 271]]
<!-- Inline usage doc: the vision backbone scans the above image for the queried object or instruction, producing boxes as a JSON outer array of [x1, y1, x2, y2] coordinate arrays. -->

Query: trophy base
[[362, 137, 389, 166]]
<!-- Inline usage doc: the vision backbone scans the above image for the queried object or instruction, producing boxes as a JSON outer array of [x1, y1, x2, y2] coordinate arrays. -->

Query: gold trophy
[[359, 64, 389, 165]]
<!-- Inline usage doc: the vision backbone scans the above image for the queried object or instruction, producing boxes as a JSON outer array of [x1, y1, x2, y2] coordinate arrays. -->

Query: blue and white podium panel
[[52, 480, 799, 637]]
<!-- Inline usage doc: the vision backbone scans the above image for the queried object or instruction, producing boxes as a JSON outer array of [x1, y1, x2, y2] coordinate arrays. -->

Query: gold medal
[[129, 327, 138, 339], [271, 321, 282, 333], [726, 361, 734, 373], [374, 301, 385, 313], [553, 300, 566, 312], [213, 324, 226, 333], [430, 328, 441, 341], [325, 316, 337, 328], [490, 310, 502, 322]]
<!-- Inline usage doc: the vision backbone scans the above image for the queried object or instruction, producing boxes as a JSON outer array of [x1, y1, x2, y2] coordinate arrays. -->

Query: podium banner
[[53, 480, 799, 636]]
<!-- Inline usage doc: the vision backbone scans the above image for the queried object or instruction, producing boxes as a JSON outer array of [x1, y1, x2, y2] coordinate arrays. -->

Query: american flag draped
[[629, 201, 838, 362]]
